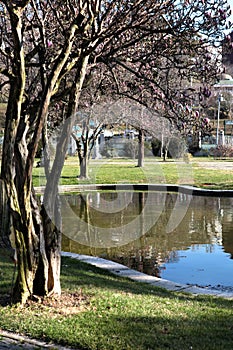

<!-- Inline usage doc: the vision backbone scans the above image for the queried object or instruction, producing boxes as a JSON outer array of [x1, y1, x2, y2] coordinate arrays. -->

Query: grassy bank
[[0, 250, 233, 350], [32, 156, 233, 190]]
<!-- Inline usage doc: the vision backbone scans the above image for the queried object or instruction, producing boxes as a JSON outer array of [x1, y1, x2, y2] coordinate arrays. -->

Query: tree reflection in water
[[61, 192, 233, 287]]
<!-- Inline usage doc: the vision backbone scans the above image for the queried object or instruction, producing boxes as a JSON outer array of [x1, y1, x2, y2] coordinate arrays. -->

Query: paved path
[[196, 160, 233, 171], [0, 330, 74, 350]]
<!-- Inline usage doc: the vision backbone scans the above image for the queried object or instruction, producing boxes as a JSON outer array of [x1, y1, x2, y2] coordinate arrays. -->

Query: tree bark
[[0, 3, 84, 303], [0, 179, 12, 253], [79, 156, 88, 178], [0, 5, 41, 304], [37, 55, 90, 295]]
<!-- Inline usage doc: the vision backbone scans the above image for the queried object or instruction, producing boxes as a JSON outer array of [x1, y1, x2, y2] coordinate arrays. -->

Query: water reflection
[[61, 192, 233, 287]]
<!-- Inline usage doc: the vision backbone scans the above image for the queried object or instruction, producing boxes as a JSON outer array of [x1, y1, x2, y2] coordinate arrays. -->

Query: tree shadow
[[61, 256, 233, 309], [74, 313, 233, 350]]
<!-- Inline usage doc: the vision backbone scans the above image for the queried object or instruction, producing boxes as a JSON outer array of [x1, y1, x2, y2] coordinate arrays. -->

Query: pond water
[[60, 191, 233, 288]]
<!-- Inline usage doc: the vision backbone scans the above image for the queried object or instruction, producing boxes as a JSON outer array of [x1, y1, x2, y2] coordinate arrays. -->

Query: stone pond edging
[[35, 183, 233, 197], [61, 252, 233, 299]]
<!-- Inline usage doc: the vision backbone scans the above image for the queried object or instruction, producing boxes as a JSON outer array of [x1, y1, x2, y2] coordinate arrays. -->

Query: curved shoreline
[[62, 252, 233, 299], [35, 184, 233, 298], [35, 183, 233, 197]]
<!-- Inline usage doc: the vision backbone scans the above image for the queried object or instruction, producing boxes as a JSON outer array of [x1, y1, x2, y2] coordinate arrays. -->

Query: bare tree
[[0, 0, 97, 304]]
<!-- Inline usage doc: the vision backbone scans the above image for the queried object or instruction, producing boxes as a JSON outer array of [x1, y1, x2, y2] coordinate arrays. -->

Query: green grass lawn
[[0, 251, 233, 350], [32, 156, 233, 190]]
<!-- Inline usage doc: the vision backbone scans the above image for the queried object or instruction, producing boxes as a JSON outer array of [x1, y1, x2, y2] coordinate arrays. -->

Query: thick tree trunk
[[12, 191, 47, 304], [0, 2, 89, 304], [0, 6, 42, 304], [0, 170, 44, 304]]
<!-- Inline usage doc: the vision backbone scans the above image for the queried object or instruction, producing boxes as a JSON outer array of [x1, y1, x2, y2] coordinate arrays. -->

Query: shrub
[[151, 137, 187, 159], [151, 138, 161, 156], [211, 145, 233, 159], [123, 139, 138, 159]]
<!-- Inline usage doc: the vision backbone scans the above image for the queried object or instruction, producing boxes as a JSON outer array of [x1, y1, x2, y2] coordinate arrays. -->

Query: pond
[[60, 191, 233, 288]]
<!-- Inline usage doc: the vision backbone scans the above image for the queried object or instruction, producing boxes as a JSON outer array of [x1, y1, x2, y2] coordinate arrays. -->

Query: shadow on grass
[[1, 251, 232, 312], [60, 257, 233, 308], [68, 313, 233, 350], [1, 254, 233, 350], [33, 175, 79, 180]]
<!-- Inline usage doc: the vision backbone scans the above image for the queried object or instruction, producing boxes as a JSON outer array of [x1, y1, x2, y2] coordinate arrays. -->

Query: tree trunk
[[39, 118, 75, 296], [0, 179, 12, 253], [162, 140, 170, 161], [39, 196, 61, 296], [0, 6, 42, 304], [137, 129, 144, 167], [79, 156, 88, 178], [0, 11, 83, 303], [74, 134, 89, 179], [37, 55, 90, 295], [162, 145, 168, 161]]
